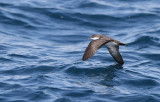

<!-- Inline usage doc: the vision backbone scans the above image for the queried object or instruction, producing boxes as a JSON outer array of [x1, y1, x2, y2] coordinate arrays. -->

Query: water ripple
[[0, 0, 160, 102]]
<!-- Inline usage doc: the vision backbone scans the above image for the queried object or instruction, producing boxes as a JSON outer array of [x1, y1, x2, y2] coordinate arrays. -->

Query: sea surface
[[0, 0, 160, 102]]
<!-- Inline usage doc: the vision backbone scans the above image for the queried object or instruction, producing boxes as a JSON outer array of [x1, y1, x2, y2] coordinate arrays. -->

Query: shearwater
[[82, 34, 127, 64]]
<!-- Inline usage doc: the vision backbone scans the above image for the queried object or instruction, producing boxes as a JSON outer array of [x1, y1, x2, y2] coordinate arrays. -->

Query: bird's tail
[[116, 41, 128, 46], [119, 42, 128, 46]]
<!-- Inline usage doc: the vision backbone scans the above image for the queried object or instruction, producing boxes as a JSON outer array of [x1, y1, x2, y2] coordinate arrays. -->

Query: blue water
[[0, 0, 160, 102]]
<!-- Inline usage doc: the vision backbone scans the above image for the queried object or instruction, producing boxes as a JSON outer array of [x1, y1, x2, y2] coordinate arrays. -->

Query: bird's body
[[82, 34, 127, 64]]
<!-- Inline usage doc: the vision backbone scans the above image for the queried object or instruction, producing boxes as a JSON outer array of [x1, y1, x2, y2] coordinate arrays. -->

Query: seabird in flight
[[82, 34, 127, 64]]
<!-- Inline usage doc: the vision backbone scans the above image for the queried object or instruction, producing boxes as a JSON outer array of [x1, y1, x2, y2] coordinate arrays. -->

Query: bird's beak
[[88, 37, 92, 39]]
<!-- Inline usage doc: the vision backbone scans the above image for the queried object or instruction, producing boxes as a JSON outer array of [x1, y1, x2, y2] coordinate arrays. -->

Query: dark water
[[0, 0, 160, 102]]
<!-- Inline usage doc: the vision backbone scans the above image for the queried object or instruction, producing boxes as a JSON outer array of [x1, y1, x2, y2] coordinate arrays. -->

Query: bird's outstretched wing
[[106, 42, 124, 64], [83, 39, 108, 61]]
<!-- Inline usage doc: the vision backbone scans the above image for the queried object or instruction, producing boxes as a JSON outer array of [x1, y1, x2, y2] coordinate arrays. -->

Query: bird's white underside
[[91, 37, 99, 40]]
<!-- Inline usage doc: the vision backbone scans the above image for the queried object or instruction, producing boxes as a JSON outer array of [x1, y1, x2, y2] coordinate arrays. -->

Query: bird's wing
[[82, 39, 107, 61], [106, 42, 124, 64]]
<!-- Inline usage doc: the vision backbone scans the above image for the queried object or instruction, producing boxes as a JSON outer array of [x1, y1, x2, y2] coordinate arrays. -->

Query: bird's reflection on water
[[65, 63, 124, 93]]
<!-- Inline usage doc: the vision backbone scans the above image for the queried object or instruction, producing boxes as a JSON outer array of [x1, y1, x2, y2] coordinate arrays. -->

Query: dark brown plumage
[[106, 42, 124, 64], [82, 34, 127, 64]]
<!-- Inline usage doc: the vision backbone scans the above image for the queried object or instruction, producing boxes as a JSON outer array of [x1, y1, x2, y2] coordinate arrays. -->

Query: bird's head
[[89, 34, 101, 40]]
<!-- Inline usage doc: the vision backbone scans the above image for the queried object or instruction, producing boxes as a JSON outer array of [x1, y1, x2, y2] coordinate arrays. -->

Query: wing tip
[[82, 55, 87, 61], [82, 58, 86, 61], [119, 43, 128, 46], [116, 58, 124, 64], [118, 61, 124, 64], [82, 58, 87, 61]]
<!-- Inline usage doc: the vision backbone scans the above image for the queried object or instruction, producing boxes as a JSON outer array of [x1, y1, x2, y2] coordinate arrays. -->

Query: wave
[[0, 0, 160, 102], [129, 35, 159, 46], [1, 65, 59, 75]]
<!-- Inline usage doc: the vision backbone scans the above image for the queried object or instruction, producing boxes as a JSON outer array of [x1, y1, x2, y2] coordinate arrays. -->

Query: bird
[[82, 34, 127, 64]]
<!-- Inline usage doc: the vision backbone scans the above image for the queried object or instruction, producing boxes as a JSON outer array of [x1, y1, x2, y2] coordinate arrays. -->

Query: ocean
[[0, 0, 160, 102]]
